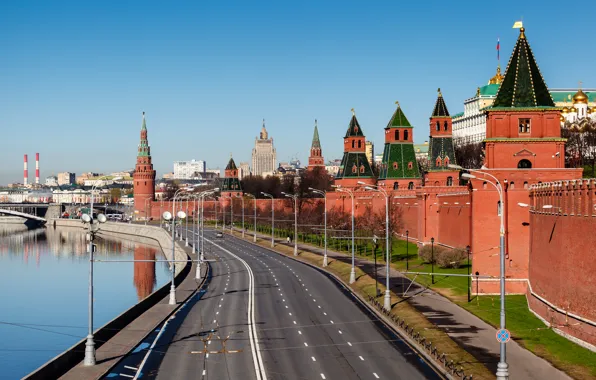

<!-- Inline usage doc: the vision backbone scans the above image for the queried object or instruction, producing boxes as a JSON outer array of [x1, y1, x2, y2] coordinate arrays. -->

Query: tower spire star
[[351, 108, 355, 116]]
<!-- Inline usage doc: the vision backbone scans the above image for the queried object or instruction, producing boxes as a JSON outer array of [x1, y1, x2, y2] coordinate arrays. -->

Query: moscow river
[[0, 224, 170, 379]]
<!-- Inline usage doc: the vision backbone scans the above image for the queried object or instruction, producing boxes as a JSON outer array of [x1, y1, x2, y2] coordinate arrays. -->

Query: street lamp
[[261, 192, 274, 247], [406, 229, 410, 271], [81, 211, 107, 366], [431, 237, 435, 284], [467, 245, 471, 302], [363, 183, 391, 311], [163, 188, 188, 305], [309, 188, 327, 267], [333, 185, 356, 284], [221, 195, 231, 234], [449, 163, 509, 379], [281, 192, 299, 256], [245, 193, 257, 242], [239, 194, 245, 238]]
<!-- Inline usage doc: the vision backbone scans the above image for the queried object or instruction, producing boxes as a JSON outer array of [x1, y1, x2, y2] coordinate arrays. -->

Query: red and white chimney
[[35, 153, 40, 184], [23, 154, 28, 186]]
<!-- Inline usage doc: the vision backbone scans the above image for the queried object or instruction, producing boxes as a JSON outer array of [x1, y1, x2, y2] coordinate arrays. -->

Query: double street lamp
[[245, 193, 257, 242], [162, 188, 189, 305], [281, 192, 298, 256], [448, 163, 509, 380], [332, 185, 356, 284], [261, 192, 274, 247], [361, 182, 392, 311], [309, 188, 327, 267]]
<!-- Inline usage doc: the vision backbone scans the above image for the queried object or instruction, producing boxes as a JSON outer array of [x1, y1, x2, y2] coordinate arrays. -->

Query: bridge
[[0, 209, 47, 224]]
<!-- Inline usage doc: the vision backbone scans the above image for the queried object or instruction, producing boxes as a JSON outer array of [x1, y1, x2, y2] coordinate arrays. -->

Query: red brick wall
[[437, 193, 471, 249], [528, 179, 596, 348]]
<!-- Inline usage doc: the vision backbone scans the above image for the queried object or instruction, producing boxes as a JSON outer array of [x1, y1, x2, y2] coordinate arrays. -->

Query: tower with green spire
[[334, 109, 375, 187], [378, 102, 421, 191], [133, 112, 156, 220], [221, 156, 243, 196], [426, 89, 458, 186], [308, 120, 325, 170]]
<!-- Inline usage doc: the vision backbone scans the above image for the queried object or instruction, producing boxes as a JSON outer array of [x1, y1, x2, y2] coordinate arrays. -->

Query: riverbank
[[24, 220, 200, 380]]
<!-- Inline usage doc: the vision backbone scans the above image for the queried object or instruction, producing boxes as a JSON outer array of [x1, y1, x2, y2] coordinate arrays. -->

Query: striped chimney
[[35, 153, 40, 184], [23, 154, 28, 186]]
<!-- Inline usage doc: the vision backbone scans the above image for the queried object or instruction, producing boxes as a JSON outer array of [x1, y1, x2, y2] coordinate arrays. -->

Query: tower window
[[447, 176, 453, 186], [436, 158, 442, 167], [358, 140, 362, 149], [519, 118, 531, 133], [444, 157, 450, 166], [408, 162, 413, 169], [393, 182, 399, 190], [352, 140, 355, 148], [408, 182, 414, 190], [436, 121, 440, 131], [352, 164, 357, 173], [518, 159, 532, 169], [395, 130, 400, 140], [360, 165, 365, 173], [444, 121, 448, 131], [393, 162, 398, 169], [404, 130, 409, 141]]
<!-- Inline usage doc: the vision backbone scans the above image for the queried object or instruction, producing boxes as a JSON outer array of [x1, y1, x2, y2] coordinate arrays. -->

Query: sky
[[0, 0, 594, 183]]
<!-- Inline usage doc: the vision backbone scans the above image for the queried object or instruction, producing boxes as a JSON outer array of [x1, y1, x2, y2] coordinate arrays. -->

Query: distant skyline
[[1, 1, 595, 183]]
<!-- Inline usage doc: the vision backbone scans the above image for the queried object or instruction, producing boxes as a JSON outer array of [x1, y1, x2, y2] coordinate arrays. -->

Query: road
[[145, 228, 440, 379]]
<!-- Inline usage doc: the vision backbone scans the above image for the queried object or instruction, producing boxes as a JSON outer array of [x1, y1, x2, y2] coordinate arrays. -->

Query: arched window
[[404, 130, 409, 141], [352, 164, 357, 173], [395, 130, 400, 140], [518, 159, 532, 169], [393, 162, 398, 170], [444, 121, 448, 131], [360, 165, 365, 173], [444, 157, 450, 166], [447, 176, 453, 186], [352, 140, 355, 148], [408, 182, 414, 190], [408, 162, 413, 170], [358, 140, 362, 148], [434, 181, 439, 186], [436, 158, 442, 167], [393, 182, 399, 190], [436, 121, 440, 131]]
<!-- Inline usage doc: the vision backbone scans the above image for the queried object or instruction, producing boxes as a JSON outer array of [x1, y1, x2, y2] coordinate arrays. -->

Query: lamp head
[[542, 205, 553, 209], [81, 214, 91, 223], [517, 202, 529, 208], [357, 181, 366, 185], [97, 214, 107, 223], [177, 211, 187, 219], [461, 173, 476, 180], [162, 211, 172, 220], [447, 164, 463, 170]]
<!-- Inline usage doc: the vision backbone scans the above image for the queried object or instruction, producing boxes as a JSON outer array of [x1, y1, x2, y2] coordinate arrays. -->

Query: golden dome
[[489, 65, 504, 85], [562, 106, 569, 113], [560, 115, 565, 122], [573, 89, 589, 104]]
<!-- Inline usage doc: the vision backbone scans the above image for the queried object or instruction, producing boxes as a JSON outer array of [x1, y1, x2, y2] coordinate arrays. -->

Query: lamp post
[[239, 194, 245, 238], [246, 193, 257, 242], [261, 192, 274, 247], [363, 183, 391, 311], [309, 188, 327, 266], [281, 192, 298, 256], [163, 188, 188, 305], [431, 237, 435, 284], [221, 195, 231, 234], [406, 230, 409, 271], [467, 245, 471, 302], [144, 198, 151, 226], [333, 185, 356, 284], [449, 163, 509, 379], [214, 198, 218, 229]]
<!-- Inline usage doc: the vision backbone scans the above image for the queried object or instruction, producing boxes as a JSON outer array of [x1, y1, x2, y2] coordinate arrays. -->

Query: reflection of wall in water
[[134, 245, 156, 300]]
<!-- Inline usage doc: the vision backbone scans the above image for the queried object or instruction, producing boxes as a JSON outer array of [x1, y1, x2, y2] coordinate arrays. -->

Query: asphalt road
[[151, 228, 439, 380]]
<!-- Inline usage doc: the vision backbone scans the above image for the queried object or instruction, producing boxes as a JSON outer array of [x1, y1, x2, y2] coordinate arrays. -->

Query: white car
[[216, 232, 223, 238]]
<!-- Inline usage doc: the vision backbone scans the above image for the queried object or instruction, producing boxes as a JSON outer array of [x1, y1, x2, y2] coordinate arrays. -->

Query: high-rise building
[[238, 162, 251, 179], [377, 102, 421, 191], [251, 120, 276, 176], [173, 159, 206, 179], [133, 112, 156, 220], [57, 172, 76, 186], [307, 120, 325, 170], [365, 141, 374, 166]]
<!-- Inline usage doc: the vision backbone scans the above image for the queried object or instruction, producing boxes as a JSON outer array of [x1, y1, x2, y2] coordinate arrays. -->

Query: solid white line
[[208, 238, 267, 380], [202, 369, 206, 376]]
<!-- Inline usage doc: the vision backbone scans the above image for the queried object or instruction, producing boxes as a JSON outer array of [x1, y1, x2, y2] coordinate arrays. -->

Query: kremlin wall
[[133, 27, 596, 350]]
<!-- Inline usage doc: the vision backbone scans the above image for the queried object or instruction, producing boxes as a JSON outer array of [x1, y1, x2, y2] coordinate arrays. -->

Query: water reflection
[[0, 224, 169, 378]]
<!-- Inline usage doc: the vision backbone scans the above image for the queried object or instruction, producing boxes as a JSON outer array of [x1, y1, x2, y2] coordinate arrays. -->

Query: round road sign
[[496, 328, 511, 343]]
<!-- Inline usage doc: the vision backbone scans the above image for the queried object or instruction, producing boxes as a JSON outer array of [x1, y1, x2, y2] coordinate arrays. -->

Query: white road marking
[[373, 373, 379, 378], [321, 374, 326, 379], [311, 356, 316, 362], [330, 320, 334, 324], [293, 321, 297, 324], [348, 342, 352, 346], [359, 355, 364, 360], [124, 366, 138, 370], [298, 331, 302, 335], [304, 342, 308, 347], [202, 369, 206, 376], [339, 330, 343, 334]]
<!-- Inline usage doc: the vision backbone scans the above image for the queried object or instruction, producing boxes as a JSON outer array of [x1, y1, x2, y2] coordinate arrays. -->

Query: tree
[[163, 182, 180, 200], [109, 188, 122, 203], [455, 142, 484, 169]]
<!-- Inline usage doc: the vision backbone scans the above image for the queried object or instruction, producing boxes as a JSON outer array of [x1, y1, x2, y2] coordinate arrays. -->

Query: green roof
[[336, 152, 374, 179], [451, 112, 464, 118], [344, 114, 365, 138], [414, 143, 429, 154], [428, 136, 457, 171], [480, 83, 500, 96], [379, 143, 420, 180], [493, 28, 554, 108], [225, 157, 237, 170], [432, 90, 450, 117], [221, 177, 242, 192], [311, 121, 321, 149], [386, 103, 412, 128]]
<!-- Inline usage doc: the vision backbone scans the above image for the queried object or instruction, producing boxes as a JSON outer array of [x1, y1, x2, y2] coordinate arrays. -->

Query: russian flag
[[497, 38, 500, 61]]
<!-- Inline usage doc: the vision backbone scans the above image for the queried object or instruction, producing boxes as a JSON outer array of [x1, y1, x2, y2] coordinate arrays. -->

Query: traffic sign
[[496, 328, 511, 343]]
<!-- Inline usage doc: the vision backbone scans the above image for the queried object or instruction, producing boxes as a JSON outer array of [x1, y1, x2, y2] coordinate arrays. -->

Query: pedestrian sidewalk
[[238, 228, 569, 380]]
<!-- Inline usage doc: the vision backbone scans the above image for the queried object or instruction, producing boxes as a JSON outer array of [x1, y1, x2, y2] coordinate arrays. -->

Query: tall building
[[426, 89, 458, 186], [133, 112, 156, 220], [307, 120, 325, 170], [238, 162, 251, 178], [251, 120, 276, 176], [334, 110, 375, 188], [57, 172, 75, 186], [365, 141, 374, 166], [378, 102, 421, 191], [173, 159, 206, 179]]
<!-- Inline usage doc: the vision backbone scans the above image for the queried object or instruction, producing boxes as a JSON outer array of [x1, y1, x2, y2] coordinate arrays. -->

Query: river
[[0, 224, 170, 379]]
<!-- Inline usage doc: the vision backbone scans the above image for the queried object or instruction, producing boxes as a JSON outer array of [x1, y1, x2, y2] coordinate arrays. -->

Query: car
[[216, 232, 223, 238]]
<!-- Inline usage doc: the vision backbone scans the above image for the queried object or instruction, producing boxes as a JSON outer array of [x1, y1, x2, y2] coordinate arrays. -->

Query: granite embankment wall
[[24, 220, 190, 380], [527, 180, 596, 351]]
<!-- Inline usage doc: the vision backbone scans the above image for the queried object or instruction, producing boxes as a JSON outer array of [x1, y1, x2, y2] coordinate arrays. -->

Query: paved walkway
[[237, 228, 570, 380], [59, 235, 205, 380]]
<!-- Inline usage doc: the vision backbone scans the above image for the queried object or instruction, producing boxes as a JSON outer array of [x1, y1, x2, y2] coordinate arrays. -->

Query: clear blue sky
[[0, 0, 594, 183]]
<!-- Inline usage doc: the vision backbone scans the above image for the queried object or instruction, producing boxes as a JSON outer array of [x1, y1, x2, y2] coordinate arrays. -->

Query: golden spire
[[437, 88, 442, 96], [520, 27, 526, 39], [489, 65, 504, 85], [476, 87, 481, 96]]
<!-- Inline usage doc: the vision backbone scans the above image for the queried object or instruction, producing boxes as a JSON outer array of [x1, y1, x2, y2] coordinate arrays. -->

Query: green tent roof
[[386, 103, 412, 128], [311, 121, 321, 149], [431, 90, 450, 117], [344, 114, 365, 138]]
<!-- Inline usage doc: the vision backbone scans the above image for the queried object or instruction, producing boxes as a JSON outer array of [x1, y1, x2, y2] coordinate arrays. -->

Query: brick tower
[[308, 120, 325, 170], [221, 156, 243, 198], [334, 109, 375, 188], [426, 89, 459, 186], [378, 102, 421, 191], [133, 112, 156, 220]]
